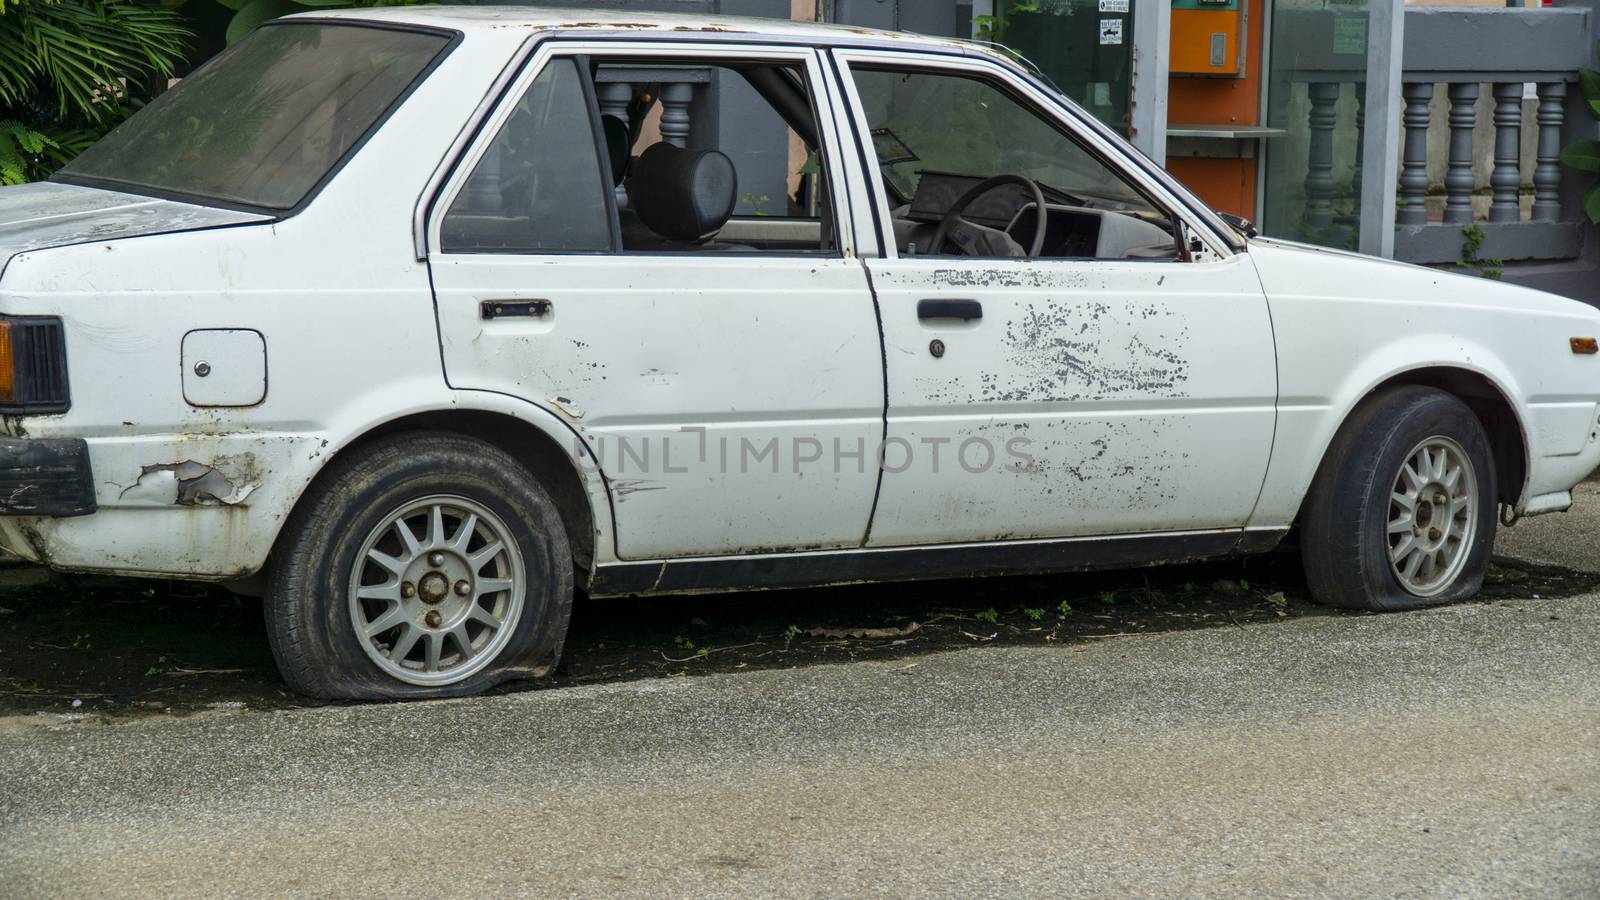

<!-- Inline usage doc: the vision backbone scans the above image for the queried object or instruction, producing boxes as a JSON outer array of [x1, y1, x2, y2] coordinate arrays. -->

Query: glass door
[[1259, 0, 1372, 249], [985, 0, 1136, 132]]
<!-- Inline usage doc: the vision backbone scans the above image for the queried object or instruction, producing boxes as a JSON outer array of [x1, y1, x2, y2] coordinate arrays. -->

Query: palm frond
[[0, 0, 188, 122]]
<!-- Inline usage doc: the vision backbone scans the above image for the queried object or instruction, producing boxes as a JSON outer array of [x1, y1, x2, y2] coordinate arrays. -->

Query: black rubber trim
[[917, 298, 983, 320], [0, 437, 97, 517], [589, 528, 1285, 596]]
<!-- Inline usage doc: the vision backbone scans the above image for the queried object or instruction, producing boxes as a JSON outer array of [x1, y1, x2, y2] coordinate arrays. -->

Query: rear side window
[[441, 59, 613, 253]]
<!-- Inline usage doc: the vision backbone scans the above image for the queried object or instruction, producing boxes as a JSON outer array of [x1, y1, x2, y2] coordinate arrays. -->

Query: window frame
[[426, 39, 856, 261], [828, 48, 1234, 264]]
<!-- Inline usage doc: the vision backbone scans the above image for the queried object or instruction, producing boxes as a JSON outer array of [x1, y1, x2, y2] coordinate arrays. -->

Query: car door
[[829, 49, 1278, 546], [425, 43, 885, 560]]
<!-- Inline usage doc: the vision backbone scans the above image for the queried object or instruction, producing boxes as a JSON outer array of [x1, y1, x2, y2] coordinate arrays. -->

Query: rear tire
[[1301, 386, 1497, 611], [265, 432, 573, 700]]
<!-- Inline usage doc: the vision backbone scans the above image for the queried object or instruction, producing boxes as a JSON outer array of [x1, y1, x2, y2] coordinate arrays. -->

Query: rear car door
[[425, 42, 884, 559], [830, 49, 1278, 546]]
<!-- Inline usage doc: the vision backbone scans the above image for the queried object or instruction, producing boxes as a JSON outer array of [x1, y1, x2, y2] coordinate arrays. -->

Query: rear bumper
[[0, 437, 95, 517]]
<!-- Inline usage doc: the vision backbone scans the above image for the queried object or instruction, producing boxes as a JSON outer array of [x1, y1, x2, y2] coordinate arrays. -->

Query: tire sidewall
[[271, 435, 573, 699], [1354, 395, 1497, 611]]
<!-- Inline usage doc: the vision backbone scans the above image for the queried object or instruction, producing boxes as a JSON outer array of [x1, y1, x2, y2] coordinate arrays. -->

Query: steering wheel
[[929, 174, 1048, 258]]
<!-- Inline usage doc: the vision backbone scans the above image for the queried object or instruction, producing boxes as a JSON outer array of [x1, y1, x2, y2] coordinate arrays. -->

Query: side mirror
[[1215, 212, 1258, 238]]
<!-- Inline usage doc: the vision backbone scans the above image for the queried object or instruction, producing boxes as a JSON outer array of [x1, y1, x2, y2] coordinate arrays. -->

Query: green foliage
[[1458, 224, 1504, 281], [1057, 600, 1072, 617], [1586, 182, 1600, 225], [0, 0, 188, 182], [975, 608, 999, 625], [1579, 68, 1600, 120], [1564, 43, 1600, 224], [0, 0, 188, 121], [0, 119, 54, 183], [672, 635, 707, 658], [740, 192, 773, 216], [1022, 607, 1045, 622], [1561, 139, 1600, 174], [972, 1, 1038, 44]]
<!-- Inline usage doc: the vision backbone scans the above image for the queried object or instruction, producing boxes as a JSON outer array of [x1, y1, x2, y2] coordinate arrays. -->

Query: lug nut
[[454, 580, 471, 597], [424, 610, 442, 628], [1434, 492, 1447, 505], [1429, 528, 1442, 541], [401, 582, 416, 599], [428, 552, 445, 568]]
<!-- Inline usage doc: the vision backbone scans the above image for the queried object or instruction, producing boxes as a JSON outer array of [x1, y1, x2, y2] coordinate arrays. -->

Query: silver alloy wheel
[[348, 495, 525, 686], [1386, 436, 1478, 597]]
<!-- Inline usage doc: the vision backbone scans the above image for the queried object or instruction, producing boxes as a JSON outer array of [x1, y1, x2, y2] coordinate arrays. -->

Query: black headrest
[[601, 114, 629, 186], [629, 142, 737, 242]]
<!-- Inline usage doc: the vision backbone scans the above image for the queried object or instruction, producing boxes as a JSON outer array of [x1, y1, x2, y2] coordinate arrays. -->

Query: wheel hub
[[347, 495, 526, 687], [417, 571, 451, 604]]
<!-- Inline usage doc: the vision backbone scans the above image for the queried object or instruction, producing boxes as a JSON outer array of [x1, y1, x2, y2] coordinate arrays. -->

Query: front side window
[[60, 23, 451, 212], [849, 66, 1180, 261]]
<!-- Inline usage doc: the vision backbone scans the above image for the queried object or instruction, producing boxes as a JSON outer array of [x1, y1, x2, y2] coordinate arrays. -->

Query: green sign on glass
[[1333, 17, 1366, 55]]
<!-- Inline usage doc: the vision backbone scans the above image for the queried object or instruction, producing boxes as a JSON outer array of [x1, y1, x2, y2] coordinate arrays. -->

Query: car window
[[595, 60, 838, 255], [59, 23, 450, 212], [441, 59, 614, 253], [849, 66, 1180, 261]]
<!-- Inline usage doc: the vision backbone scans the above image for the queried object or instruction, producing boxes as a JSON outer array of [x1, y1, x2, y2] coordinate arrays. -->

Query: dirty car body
[[1, 8, 1597, 698]]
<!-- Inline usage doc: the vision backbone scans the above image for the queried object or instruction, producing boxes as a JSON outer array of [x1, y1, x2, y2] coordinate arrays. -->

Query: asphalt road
[[1496, 478, 1600, 574], [2, 590, 1596, 897]]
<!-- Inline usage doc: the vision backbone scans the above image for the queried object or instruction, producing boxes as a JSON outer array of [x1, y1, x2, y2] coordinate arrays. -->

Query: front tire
[[1301, 386, 1497, 611], [265, 432, 574, 700]]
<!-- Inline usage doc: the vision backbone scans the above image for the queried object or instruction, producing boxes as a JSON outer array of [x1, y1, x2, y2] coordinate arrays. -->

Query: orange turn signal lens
[[1573, 337, 1600, 355], [0, 320, 14, 401]]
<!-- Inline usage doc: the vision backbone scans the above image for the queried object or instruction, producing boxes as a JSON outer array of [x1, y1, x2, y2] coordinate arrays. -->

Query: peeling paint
[[611, 479, 665, 503], [117, 458, 259, 506], [548, 395, 585, 420], [984, 300, 1191, 403], [929, 267, 1078, 290]]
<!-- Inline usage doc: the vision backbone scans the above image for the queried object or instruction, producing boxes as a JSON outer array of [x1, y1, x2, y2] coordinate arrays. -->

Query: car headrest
[[601, 114, 629, 186], [629, 142, 737, 242]]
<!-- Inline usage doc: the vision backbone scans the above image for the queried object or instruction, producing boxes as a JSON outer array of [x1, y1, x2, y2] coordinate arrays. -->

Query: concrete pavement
[[2, 592, 1597, 897]]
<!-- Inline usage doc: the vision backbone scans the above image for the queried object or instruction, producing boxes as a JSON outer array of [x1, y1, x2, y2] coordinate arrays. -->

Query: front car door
[[829, 49, 1278, 547], [426, 41, 885, 559]]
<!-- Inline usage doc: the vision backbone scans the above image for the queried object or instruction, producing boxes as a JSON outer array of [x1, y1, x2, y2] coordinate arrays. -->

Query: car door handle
[[917, 298, 982, 321], [481, 299, 551, 320]]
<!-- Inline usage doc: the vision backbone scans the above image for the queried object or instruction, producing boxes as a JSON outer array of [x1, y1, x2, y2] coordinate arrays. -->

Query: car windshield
[[57, 22, 450, 212]]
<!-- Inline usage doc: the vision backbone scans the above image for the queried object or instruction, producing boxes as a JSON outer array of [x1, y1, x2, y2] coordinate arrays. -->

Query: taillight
[[0, 316, 70, 413]]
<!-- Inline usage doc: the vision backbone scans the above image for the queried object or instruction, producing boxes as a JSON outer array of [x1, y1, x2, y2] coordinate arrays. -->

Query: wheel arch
[[265, 403, 612, 590], [1369, 367, 1527, 508], [1283, 364, 1529, 529]]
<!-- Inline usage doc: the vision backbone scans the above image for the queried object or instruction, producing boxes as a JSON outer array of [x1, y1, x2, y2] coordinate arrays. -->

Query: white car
[[0, 8, 1596, 699]]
